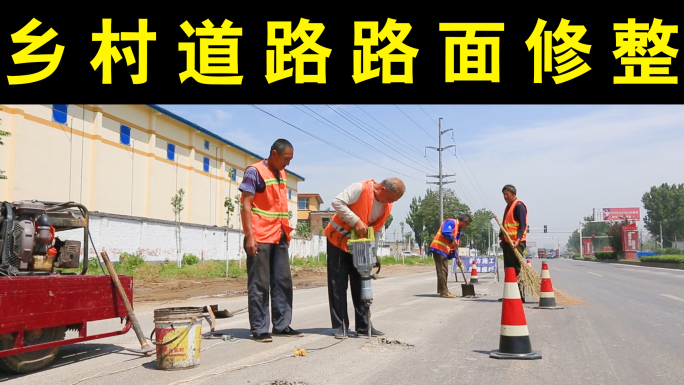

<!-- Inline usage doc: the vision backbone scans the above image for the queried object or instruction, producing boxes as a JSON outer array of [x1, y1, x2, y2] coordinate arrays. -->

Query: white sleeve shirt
[[331, 182, 386, 239]]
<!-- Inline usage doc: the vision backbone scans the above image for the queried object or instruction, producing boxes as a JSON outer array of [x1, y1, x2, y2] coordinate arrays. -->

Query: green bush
[[572, 254, 581, 259], [182, 253, 200, 266], [640, 255, 684, 263], [652, 248, 684, 255], [119, 252, 145, 273], [226, 260, 247, 279], [595, 251, 617, 260]]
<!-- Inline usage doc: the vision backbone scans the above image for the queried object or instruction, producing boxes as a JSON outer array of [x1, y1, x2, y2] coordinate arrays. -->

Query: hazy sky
[[158, 104, 683, 250]]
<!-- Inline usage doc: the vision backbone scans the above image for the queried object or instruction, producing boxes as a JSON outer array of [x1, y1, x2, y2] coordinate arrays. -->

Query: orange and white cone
[[533, 262, 563, 310], [470, 259, 479, 284], [526, 259, 531, 267], [490, 268, 542, 360]]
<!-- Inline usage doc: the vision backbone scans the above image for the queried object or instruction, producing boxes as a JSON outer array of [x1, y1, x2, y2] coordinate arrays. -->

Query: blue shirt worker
[[429, 214, 471, 298]]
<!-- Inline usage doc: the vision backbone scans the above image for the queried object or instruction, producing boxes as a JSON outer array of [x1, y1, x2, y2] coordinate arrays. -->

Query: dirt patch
[[553, 289, 588, 305], [456, 293, 495, 299], [362, 337, 415, 352], [133, 264, 435, 303], [260, 381, 310, 385], [260, 380, 309, 385]]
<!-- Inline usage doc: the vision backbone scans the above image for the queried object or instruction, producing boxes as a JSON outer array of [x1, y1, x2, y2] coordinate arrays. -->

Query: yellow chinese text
[[179, 19, 243, 84], [439, 23, 504, 83], [7, 18, 65, 85]]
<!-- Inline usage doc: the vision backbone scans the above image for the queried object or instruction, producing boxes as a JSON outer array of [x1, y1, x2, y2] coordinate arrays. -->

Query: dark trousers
[[432, 252, 449, 295], [502, 240, 526, 296], [326, 240, 369, 332], [245, 235, 293, 336]]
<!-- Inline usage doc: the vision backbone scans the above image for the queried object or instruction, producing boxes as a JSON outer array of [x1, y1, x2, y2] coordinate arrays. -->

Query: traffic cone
[[490, 268, 542, 360], [470, 259, 479, 284], [526, 259, 531, 267], [533, 262, 563, 310]]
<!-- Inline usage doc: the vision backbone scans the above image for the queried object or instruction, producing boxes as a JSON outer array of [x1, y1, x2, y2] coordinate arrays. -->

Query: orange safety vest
[[324, 180, 392, 253], [429, 218, 461, 256], [241, 160, 293, 244], [502, 199, 528, 242]]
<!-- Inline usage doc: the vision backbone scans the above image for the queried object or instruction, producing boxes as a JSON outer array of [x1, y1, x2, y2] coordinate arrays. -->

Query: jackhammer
[[349, 227, 381, 339]]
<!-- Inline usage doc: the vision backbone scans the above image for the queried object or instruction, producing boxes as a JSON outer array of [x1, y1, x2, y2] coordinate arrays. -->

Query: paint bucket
[[153, 307, 203, 370]]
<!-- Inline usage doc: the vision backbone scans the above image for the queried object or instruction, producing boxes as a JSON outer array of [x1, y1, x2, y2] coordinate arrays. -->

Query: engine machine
[[0, 200, 83, 275], [0, 200, 133, 374]]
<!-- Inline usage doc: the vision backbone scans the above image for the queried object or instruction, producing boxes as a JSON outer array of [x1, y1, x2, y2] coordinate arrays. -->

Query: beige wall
[[0, 104, 301, 229]]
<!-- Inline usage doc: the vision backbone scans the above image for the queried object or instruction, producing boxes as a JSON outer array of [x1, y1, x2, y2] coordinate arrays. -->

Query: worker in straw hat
[[499, 184, 529, 302], [428, 214, 471, 298]]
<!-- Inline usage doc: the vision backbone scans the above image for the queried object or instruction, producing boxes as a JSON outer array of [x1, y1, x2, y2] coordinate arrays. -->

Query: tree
[[405, 196, 424, 254], [384, 213, 393, 230], [606, 219, 630, 258], [171, 188, 185, 268], [0, 108, 10, 180], [224, 168, 237, 227], [642, 183, 684, 248], [224, 196, 235, 228], [295, 221, 310, 238], [461, 208, 494, 254], [566, 214, 610, 252], [420, 189, 470, 240], [403, 188, 472, 254]]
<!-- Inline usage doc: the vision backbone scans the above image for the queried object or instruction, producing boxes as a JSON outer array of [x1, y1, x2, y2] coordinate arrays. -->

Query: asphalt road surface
[[2, 259, 683, 385]]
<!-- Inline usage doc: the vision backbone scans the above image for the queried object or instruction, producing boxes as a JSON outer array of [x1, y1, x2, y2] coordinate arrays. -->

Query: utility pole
[[579, 220, 583, 258], [426, 117, 455, 223], [488, 222, 491, 256]]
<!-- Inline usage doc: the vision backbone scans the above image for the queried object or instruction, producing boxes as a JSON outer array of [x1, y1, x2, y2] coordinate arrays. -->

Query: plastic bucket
[[153, 307, 203, 370]]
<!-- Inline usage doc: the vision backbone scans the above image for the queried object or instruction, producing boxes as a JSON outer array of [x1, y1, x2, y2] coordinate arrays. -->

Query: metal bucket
[[153, 307, 203, 370]]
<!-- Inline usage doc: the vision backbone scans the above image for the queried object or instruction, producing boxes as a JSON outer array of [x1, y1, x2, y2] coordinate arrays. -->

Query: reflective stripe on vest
[[242, 160, 293, 244], [430, 219, 459, 255], [502, 199, 528, 242], [330, 220, 351, 237], [324, 180, 392, 253]]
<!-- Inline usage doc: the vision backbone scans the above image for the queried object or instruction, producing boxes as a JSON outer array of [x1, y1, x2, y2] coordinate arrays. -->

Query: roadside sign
[[593, 207, 640, 221]]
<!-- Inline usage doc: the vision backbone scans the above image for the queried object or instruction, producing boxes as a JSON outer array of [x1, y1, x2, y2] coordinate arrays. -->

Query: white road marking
[[661, 294, 684, 303], [615, 264, 684, 273], [587, 272, 603, 277]]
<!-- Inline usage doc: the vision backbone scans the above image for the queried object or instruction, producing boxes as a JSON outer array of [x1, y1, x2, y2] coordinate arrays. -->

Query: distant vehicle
[[538, 248, 547, 259], [401, 251, 412, 256]]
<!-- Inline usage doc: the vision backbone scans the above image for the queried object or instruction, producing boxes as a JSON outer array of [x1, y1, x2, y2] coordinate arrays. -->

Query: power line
[[452, 151, 490, 210], [418, 105, 439, 126], [455, 146, 496, 210], [328, 105, 435, 171], [295, 105, 432, 175], [394, 105, 437, 140], [354, 105, 427, 156], [249, 105, 425, 182]]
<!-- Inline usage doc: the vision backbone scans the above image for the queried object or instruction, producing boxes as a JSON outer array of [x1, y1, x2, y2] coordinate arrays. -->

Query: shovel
[[457, 258, 476, 297]]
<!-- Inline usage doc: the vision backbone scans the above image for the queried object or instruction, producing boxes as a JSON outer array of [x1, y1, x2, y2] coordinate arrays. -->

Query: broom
[[493, 214, 541, 299]]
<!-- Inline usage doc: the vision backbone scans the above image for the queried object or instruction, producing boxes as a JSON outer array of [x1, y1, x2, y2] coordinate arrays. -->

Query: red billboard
[[583, 239, 594, 256], [602, 246, 614, 252], [594, 207, 641, 221], [622, 226, 639, 252]]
